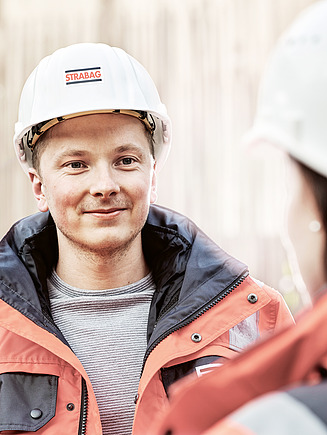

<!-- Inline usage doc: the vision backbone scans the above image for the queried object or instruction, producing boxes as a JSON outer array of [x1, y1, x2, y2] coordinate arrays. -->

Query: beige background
[[0, 0, 317, 313]]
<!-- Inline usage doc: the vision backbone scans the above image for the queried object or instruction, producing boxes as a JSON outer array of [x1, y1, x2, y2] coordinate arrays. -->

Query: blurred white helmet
[[14, 43, 171, 173], [244, 0, 327, 178]]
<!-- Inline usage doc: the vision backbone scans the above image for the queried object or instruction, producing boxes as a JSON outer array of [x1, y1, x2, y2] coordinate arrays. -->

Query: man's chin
[[74, 230, 142, 255]]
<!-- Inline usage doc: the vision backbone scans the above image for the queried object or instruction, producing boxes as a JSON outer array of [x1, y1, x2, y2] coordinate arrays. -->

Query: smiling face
[[29, 113, 157, 257]]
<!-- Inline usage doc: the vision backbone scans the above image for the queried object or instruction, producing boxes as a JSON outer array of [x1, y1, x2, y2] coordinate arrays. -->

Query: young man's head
[[14, 43, 172, 256], [29, 112, 157, 255]]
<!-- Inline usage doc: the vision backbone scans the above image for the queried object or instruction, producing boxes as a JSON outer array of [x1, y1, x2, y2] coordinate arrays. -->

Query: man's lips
[[83, 207, 127, 218], [84, 208, 126, 213]]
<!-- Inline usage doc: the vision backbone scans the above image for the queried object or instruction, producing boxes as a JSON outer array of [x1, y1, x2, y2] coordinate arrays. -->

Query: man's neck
[[55, 236, 149, 290]]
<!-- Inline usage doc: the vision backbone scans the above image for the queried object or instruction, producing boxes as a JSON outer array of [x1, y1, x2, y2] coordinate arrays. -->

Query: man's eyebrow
[[114, 144, 146, 154], [54, 149, 88, 161]]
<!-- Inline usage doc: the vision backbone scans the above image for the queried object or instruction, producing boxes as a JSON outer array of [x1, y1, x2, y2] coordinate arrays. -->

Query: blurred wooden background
[[0, 0, 316, 313]]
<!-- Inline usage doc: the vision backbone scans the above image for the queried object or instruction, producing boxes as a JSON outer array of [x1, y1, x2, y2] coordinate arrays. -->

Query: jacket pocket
[[0, 372, 58, 432]]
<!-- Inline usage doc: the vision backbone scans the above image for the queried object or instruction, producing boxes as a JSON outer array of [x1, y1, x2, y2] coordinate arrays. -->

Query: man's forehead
[[48, 112, 149, 136]]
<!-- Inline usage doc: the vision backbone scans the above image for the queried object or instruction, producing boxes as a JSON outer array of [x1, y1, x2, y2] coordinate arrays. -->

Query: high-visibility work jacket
[[153, 290, 327, 435], [0, 204, 293, 434]]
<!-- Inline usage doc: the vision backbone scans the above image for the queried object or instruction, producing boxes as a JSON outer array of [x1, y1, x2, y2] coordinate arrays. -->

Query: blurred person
[[0, 43, 293, 435], [153, 2, 327, 434]]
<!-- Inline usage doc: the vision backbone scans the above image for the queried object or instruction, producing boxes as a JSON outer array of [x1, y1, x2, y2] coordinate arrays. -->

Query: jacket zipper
[[78, 378, 88, 435], [141, 270, 249, 375]]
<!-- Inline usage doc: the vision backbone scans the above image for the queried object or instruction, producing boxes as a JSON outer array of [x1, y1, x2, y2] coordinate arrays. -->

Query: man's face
[[29, 113, 157, 255]]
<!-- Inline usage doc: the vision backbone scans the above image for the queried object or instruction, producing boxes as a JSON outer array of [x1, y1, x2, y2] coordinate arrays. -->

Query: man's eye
[[68, 162, 84, 168], [121, 157, 135, 165]]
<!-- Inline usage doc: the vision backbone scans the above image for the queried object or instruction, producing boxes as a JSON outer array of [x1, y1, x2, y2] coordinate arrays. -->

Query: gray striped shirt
[[48, 270, 156, 435]]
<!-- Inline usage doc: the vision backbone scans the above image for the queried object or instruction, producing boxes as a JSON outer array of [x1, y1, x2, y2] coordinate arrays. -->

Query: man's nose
[[89, 164, 120, 197]]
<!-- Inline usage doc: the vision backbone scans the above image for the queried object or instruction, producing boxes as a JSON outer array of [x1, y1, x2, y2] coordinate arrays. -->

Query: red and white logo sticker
[[65, 67, 102, 85]]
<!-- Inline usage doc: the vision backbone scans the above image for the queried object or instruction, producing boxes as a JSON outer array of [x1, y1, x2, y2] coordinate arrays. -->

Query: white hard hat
[[244, 0, 327, 178], [14, 43, 172, 173]]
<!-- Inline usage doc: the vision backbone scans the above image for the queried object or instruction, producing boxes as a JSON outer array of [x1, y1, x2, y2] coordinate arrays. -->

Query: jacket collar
[[1, 205, 248, 343], [0, 212, 62, 340], [143, 205, 248, 346]]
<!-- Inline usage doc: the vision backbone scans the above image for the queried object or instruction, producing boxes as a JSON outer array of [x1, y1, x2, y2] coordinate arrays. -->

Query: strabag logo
[[65, 67, 102, 85]]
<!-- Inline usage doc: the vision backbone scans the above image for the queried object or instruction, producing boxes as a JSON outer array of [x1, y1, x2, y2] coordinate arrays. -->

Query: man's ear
[[150, 161, 158, 204], [28, 169, 49, 212]]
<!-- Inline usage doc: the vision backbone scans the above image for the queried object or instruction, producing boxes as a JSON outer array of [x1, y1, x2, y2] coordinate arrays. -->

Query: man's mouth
[[85, 208, 125, 213], [83, 207, 127, 218]]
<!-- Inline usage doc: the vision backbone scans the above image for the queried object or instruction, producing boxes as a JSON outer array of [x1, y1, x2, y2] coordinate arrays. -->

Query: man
[[0, 43, 293, 434]]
